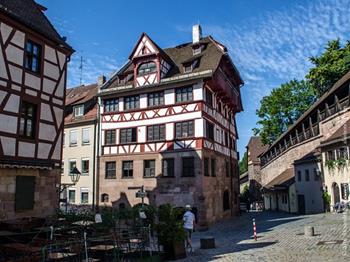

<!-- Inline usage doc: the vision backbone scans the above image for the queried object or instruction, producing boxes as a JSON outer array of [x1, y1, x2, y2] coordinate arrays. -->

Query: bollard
[[304, 226, 314, 237], [253, 218, 257, 241]]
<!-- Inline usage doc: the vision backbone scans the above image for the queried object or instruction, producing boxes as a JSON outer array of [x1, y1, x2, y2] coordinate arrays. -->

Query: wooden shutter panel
[[15, 176, 35, 211]]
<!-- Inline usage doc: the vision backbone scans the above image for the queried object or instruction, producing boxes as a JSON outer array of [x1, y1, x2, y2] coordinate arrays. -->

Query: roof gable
[[129, 33, 161, 59]]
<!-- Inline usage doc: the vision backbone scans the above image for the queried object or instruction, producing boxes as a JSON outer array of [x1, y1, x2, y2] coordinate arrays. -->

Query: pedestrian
[[183, 204, 195, 252]]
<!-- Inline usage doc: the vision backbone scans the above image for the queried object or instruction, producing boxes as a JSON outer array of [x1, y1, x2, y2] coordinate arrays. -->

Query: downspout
[[228, 109, 234, 216], [95, 96, 102, 211], [92, 118, 97, 211]]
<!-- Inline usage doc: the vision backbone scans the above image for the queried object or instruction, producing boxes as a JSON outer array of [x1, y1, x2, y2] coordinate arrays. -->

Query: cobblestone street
[[180, 211, 350, 262]]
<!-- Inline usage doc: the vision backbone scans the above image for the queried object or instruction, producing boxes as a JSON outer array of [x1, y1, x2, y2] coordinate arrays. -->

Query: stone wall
[[261, 108, 350, 187], [0, 168, 60, 221]]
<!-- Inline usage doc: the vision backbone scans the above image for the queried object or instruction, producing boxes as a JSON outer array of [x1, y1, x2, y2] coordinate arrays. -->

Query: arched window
[[223, 190, 230, 211], [137, 62, 156, 76], [101, 193, 109, 203]]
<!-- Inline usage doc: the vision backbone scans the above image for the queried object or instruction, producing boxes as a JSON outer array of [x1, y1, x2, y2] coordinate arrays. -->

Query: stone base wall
[[0, 168, 60, 221], [99, 149, 240, 228]]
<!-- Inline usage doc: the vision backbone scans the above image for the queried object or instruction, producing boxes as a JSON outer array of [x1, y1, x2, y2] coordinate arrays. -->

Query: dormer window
[[74, 105, 84, 117], [137, 62, 156, 76], [193, 46, 202, 55], [184, 64, 192, 73]]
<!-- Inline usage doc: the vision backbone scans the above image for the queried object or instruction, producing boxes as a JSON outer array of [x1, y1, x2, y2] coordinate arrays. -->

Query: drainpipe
[[95, 97, 102, 211], [92, 118, 97, 211], [228, 109, 235, 216]]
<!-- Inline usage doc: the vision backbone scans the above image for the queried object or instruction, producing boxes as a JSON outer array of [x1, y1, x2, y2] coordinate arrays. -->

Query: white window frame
[[82, 128, 90, 145], [80, 187, 89, 204], [74, 105, 84, 117], [69, 159, 77, 175], [69, 130, 78, 146], [81, 158, 90, 175], [68, 189, 76, 203]]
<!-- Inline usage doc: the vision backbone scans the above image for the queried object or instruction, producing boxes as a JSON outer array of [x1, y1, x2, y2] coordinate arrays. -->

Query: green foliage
[[253, 80, 317, 145], [254, 39, 350, 145], [306, 39, 350, 95], [325, 160, 336, 170], [336, 158, 347, 169], [322, 192, 331, 205], [239, 152, 248, 174], [156, 204, 187, 245], [239, 185, 250, 204]]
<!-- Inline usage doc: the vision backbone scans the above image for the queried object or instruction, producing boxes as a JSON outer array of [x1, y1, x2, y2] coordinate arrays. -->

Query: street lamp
[[59, 167, 81, 212]]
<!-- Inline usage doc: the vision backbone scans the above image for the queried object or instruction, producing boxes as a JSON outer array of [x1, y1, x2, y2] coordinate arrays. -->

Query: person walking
[[183, 205, 195, 252]]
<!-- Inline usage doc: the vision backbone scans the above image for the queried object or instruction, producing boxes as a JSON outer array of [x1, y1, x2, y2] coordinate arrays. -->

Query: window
[[68, 190, 75, 203], [144, 160, 156, 177], [101, 193, 109, 202], [82, 128, 90, 145], [175, 87, 193, 103], [69, 130, 77, 146], [206, 89, 213, 107], [120, 128, 137, 144], [206, 121, 214, 140], [224, 132, 228, 146], [148, 92, 164, 107], [204, 157, 209, 176], [217, 101, 222, 114], [25, 40, 41, 73], [69, 160, 76, 175], [226, 161, 230, 177], [314, 168, 319, 181], [104, 98, 119, 113], [105, 162, 116, 179], [211, 159, 216, 177], [61, 161, 64, 175], [175, 121, 194, 139], [184, 64, 192, 73], [162, 158, 174, 177], [81, 159, 89, 175], [105, 130, 116, 145], [15, 176, 35, 211], [81, 191, 89, 204], [182, 157, 195, 177], [341, 183, 349, 200], [327, 150, 335, 161], [74, 105, 84, 117], [305, 169, 310, 181], [337, 147, 348, 159], [297, 171, 302, 181], [223, 190, 230, 211], [147, 124, 165, 141], [137, 62, 156, 76], [124, 95, 139, 110], [19, 101, 37, 138], [122, 161, 133, 178]]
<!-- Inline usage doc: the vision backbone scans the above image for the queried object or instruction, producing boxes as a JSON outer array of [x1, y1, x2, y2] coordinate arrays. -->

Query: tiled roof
[[105, 36, 243, 89], [264, 168, 294, 189], [321, 119, 350, 146], [294, 148, 321, 164], [247, 136, 269, 164], [0, 0, 73, 51], [66, 84, 98, 106]]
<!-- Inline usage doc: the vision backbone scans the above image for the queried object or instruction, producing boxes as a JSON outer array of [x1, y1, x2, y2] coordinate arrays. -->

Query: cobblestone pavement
[[179, 211, 350, 262]]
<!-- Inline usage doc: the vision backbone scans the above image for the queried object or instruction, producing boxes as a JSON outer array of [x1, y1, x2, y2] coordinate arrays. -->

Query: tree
[[239, 151, 248, 174], [253, 80, 316, 145], [307, 39, 350, 95]]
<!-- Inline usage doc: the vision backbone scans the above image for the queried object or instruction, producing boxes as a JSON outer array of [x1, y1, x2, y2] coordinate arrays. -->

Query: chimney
[[98, 75, 106, 86], [192, 24, 202, 44]]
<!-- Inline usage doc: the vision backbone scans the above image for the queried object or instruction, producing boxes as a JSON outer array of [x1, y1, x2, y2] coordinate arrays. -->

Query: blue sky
[[39, 0, 350, 155]]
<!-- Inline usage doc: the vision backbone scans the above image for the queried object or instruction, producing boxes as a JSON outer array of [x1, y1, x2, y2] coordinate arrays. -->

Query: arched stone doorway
[[332, 182, 340, 205]]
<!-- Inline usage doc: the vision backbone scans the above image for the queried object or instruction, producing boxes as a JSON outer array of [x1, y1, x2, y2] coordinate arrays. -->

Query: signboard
[[136, 191, 147, 198]]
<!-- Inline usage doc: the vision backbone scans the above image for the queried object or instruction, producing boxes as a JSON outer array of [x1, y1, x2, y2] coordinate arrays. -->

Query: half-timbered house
[[98, 25, 243, 227], [0, 0, 73, 220]]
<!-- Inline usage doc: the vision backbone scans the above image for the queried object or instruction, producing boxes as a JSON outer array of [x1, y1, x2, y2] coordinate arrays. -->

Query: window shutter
[[15, 176, 35, 211]]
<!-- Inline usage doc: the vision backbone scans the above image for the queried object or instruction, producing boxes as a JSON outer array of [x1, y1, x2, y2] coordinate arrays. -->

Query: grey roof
[[104, 36, 243, 90], [0, 0, 73, 51]]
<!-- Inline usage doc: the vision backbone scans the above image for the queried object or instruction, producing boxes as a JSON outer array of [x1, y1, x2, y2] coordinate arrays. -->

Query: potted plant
[[157, 204, 187, 260]]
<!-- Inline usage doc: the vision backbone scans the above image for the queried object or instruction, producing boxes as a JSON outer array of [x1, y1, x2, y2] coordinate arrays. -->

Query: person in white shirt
[[183, 204, 195, 250]]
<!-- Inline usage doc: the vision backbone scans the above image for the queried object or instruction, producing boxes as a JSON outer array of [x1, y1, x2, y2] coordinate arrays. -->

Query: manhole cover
[[317, 240, 343, 245]]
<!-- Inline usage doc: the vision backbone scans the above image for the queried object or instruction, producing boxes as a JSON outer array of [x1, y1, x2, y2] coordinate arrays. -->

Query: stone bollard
[[304, 226, 314, 237], [200, 236, 216, 249]]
